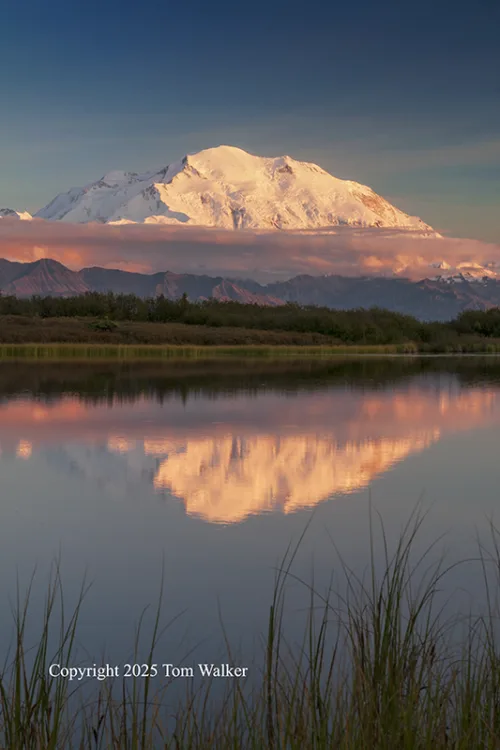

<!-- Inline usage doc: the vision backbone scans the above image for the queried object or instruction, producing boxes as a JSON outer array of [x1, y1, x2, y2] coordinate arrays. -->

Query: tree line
[[1, 291, 500, 345]]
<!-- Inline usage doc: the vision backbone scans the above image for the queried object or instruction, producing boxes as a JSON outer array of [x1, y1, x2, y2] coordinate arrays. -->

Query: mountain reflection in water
[[0, 367, 498, 524]]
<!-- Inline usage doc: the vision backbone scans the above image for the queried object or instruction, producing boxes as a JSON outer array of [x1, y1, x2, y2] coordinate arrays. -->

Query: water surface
[[1, 358, 499, 673]]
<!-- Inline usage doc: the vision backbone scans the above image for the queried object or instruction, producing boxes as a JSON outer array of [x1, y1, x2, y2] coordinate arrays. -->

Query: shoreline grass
[[0, 342, 407, 360], [3, 507, 500, 747], [2, 342, 500, 360]]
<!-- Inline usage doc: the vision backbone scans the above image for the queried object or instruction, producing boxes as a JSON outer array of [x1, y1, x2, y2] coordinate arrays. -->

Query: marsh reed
[[2, 506, 500, 748]]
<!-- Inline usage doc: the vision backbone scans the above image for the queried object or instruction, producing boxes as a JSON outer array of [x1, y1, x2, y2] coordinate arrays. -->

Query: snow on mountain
[[455, 262, 499, 279], [429, 261, 499, 283], [34, 145, 432, 231], [430, 261, 452, 271], [0, 208, 32, 220]]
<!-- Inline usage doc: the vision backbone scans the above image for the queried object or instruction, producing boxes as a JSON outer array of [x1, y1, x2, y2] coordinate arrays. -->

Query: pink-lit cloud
[[1, 218, 500, 281]]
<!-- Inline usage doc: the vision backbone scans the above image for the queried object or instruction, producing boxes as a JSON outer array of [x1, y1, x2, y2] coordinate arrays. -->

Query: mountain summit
[[0, 208, 32, 221], [34, 145, 432, 231]]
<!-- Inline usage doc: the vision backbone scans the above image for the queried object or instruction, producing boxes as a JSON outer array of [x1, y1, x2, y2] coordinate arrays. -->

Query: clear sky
[[1, 0, 499, 241]]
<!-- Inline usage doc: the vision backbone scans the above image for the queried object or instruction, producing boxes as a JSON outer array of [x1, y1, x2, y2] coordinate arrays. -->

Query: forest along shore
[[1, 293, 500, 353]]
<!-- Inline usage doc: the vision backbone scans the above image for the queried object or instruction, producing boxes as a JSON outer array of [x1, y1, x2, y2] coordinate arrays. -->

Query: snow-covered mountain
[[0, 208, 32, 220], [34, 145, 432, 231], [429, 261, 499, 283]]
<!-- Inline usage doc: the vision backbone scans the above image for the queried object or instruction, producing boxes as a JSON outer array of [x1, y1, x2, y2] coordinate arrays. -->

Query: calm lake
[[1, 357, 500, 678]]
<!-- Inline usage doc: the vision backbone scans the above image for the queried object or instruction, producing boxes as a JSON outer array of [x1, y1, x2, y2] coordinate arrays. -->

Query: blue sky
[[1, 0, 498, 241]]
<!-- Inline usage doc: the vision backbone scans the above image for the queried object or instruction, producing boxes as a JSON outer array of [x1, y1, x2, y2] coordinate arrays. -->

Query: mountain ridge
[[2, 257, 500, 321]]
